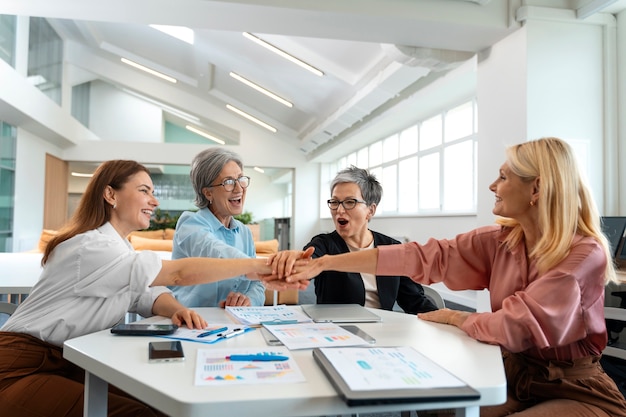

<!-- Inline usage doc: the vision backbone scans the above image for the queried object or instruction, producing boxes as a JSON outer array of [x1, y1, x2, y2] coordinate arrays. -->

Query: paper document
[[225, 305, 313, 326], [194, 347, 305, 385], [264, 322, 371, 350], [319, 346, 467, 390]]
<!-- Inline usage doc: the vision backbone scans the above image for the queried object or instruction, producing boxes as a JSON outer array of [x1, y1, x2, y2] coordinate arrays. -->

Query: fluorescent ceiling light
[[185, 125, 226, 145], [149, 25, 194, 45], [253, 167, 265, 173], [71, 172, 93, 178], [121, 58, 177, 83], [230, 72, 293, 108], [226, 104, 277, 133], [121, 88, 199, 123], [243, 32, 324, 77]]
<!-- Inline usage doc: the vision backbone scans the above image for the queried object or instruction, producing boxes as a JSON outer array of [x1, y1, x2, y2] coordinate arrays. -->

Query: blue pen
[[226, 354, 289, 361], [197, 326, 228, 338]]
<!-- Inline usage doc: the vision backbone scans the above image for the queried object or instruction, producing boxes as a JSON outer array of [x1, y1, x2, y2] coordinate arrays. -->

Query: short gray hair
[[330, 165, 382, 206], [190, 148, 244, 209]]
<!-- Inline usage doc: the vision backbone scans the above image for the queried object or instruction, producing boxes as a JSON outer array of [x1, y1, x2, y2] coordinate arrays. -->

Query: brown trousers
[[0, 332, 167, 417], [481, 351, 626, 417]]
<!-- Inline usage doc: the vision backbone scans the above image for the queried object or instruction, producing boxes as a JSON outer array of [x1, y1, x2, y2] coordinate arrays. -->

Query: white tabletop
[[64, 307, 506, 417], [0, 252, 43, 294]]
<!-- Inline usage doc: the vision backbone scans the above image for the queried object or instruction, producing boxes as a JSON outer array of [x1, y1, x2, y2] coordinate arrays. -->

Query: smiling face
[[489, 163, 536, 220], [107, 171, 159, 237], [330, 182, 375, 248], [204, 160, 247, 226]]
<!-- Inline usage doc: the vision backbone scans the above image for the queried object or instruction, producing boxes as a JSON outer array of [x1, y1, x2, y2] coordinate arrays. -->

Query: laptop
[[600, 217, 626, 258], [301, 304, 382, 323]]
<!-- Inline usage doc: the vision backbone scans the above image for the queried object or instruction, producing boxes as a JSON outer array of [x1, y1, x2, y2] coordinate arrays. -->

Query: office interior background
[[0, 0, 625, 261]]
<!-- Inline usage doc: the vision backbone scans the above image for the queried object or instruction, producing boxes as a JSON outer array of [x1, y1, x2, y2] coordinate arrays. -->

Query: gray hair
[[190, 148, 244, 209], [330, 165, 382, 206]]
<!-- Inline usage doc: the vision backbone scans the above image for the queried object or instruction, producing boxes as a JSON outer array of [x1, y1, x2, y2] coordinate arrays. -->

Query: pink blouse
[[376, 225, 608, 361]]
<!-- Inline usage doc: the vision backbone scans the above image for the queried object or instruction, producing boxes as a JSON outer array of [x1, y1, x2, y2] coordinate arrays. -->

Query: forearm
[[153, 257, 270, 287], [319, 248, 379, 275], [151, 293, 185, 317]]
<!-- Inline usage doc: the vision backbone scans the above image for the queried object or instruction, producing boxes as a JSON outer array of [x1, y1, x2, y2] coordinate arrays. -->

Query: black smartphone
[[148, 341, 185, 363], [110, 323, 178, 336], [340, 325, 376, 344]]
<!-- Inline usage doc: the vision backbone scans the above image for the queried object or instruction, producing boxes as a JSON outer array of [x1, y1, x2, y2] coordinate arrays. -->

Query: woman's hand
[[418, 308, 471, 328], [219, 292, 251, 308], [171, 308, 208, 329], [268, 247, 315, 278]]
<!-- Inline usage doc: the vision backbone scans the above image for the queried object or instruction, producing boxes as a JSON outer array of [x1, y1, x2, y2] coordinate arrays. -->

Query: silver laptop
[[301, 304, 382, 323]]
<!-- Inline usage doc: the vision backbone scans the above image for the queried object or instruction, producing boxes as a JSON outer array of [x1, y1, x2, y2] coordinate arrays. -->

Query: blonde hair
[[496, 137, 617, 284]]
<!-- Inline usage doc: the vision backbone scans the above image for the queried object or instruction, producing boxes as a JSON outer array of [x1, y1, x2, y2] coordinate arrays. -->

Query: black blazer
[[304, 231, 438, 314]]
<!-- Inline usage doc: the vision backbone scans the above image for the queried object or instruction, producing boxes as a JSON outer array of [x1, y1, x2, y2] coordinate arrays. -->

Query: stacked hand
[[259, 247, 318, 287]]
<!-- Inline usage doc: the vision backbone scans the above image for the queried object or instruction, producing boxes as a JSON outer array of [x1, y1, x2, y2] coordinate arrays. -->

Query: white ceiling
[[3, 0, 626, 160]]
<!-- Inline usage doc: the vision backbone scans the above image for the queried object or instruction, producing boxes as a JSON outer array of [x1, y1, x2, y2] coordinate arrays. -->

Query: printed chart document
[[194, 347, 305, 386], [264, 322, 371, 350], [225, 305, 313, 326], [313, 346, 480, 406]]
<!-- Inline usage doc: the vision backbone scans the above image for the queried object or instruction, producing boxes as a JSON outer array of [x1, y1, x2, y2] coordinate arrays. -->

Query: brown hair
[[42, 160, 150, 265]]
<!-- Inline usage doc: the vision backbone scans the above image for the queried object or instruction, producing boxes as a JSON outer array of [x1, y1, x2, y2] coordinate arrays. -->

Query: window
[[321, 99, 478, 217], [28, 17, 63, 105], [0, 121, 16, 252], [0, 15, 16, 67]]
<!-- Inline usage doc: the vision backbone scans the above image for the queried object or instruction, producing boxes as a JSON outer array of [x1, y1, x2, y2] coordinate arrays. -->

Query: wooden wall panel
[[43, 154, 68, 230]]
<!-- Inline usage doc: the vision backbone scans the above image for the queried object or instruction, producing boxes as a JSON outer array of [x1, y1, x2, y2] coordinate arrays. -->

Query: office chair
[[0, 301, 17, 327], [422, 286, 446, 309]]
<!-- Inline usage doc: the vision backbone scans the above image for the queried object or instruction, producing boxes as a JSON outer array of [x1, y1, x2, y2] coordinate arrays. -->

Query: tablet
[[313, 346, 480, 406], [111, 323, 178, 336]]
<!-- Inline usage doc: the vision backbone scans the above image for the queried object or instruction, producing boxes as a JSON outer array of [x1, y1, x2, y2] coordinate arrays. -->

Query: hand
[[418, 308, 471, 328], [219, 292, 251, 308], [262, 277, 311, 292], [269, 247, 315, 278], [171, 308, 207, 329]]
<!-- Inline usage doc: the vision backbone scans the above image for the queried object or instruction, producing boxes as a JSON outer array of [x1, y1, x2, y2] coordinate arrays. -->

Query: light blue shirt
[[169, 208, 265, 307]]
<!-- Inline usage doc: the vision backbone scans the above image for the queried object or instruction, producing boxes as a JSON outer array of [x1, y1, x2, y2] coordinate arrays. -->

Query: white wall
[[12, 129, 63, 252], [89, 81, 163, 142]]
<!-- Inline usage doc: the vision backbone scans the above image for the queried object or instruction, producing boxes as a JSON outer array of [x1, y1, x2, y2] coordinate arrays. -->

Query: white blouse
[[2, 222, 169, 346]]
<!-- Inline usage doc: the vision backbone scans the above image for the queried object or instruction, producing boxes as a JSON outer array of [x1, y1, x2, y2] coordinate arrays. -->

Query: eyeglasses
[[327, 198, 367, 210], [209, 176, 251, 192]]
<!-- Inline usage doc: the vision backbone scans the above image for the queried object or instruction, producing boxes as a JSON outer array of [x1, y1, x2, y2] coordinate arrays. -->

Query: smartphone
[[340, 325, 376, 344], [260, 327, 283, 346], [148, 341, 185, 363], [111, 323, 178, 336]]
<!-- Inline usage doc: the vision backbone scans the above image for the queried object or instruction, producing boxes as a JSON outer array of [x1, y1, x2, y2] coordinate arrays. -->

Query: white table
[[0, 252, 43, 302], [64, 307, 506, 417]]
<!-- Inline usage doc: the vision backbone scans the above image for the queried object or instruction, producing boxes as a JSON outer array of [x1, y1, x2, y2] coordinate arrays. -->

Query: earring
[[530, 201, 535, 207], [112, 203, 117, 209]]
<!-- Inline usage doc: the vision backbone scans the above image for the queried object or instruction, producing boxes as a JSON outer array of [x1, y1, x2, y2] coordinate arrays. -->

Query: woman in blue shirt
[[170, 148, 266, 307]]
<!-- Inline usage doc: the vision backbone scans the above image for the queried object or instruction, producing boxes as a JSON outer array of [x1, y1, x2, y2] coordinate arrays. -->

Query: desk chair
[[603, 292, 626, 396], [422, 286, 446, 309], [0, 301, 17, 327]]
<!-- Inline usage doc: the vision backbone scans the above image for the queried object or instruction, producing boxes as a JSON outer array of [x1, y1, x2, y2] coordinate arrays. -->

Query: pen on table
[[197, 326, 228, 338], [217, 328, 246, 339], [226, 354, 289, 362]]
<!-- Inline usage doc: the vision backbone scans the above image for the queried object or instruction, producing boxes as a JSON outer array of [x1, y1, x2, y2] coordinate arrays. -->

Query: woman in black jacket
[[305, 166, 437, 314]]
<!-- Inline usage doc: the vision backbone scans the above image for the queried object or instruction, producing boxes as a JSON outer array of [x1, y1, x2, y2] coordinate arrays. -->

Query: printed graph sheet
[[195, 347, 305, 386]]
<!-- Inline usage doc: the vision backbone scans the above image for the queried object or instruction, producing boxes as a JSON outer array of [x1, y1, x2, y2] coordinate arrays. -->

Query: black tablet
[[110, 323, 178, 336]]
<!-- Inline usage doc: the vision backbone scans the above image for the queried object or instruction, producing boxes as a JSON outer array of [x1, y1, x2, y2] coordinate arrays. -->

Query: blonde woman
[[271, 137, 626, 416]]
